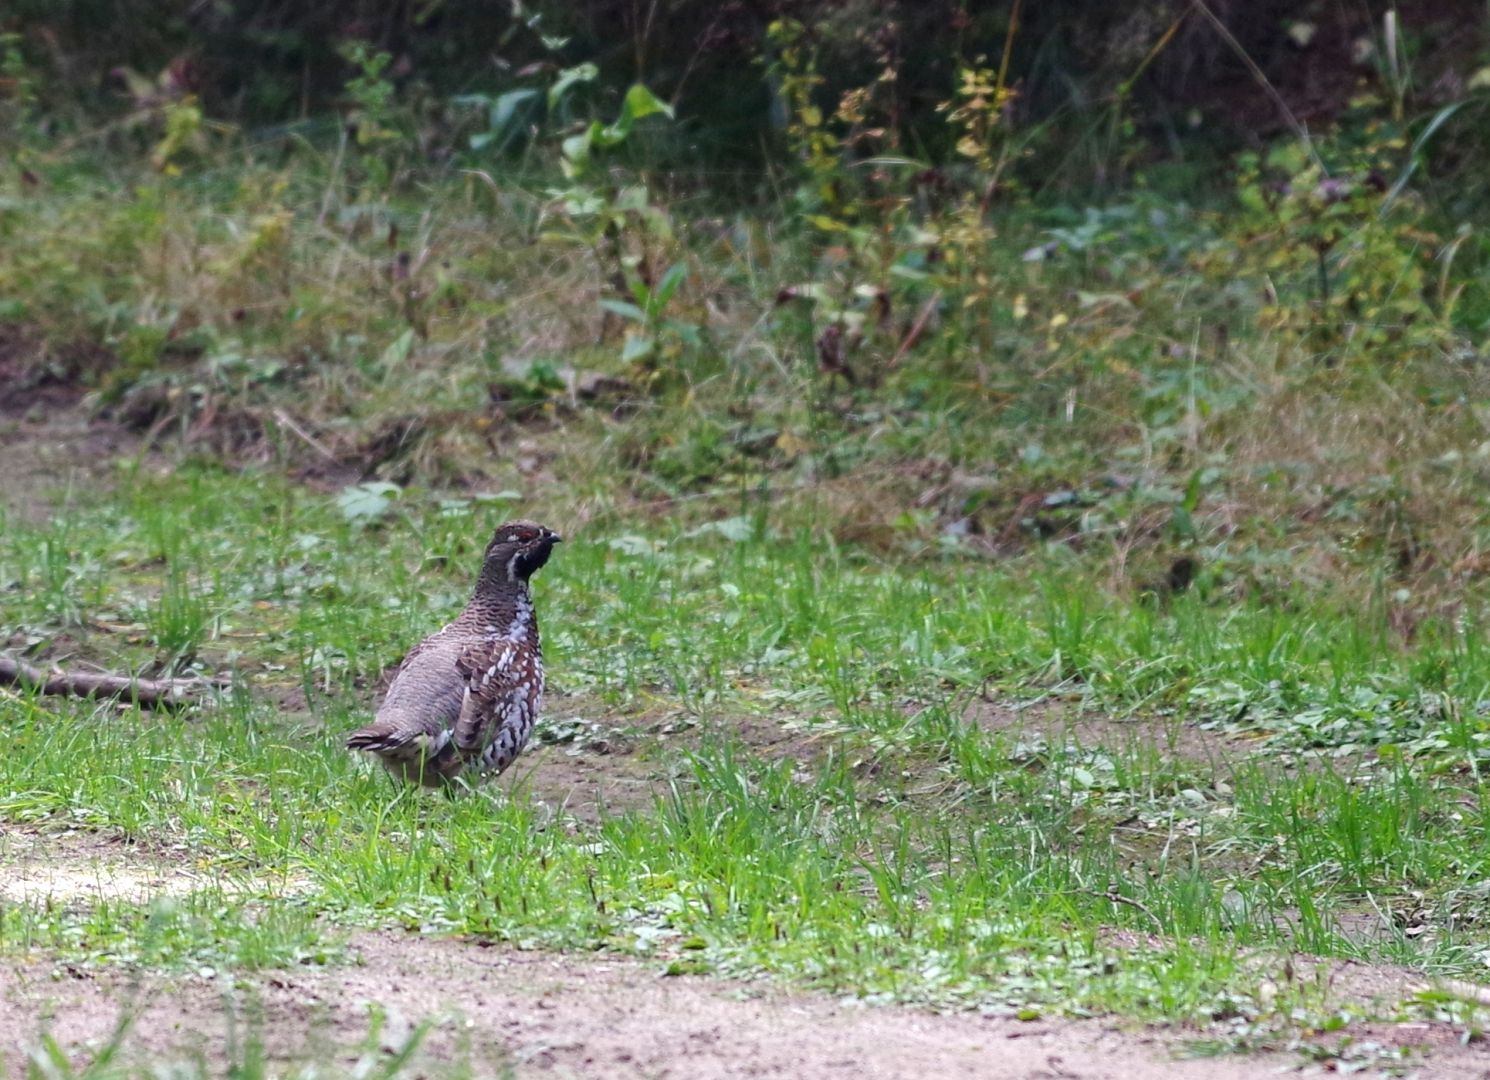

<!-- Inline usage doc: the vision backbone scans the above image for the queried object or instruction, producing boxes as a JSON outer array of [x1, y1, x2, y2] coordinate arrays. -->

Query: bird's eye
[[504, 534, 518, 542]]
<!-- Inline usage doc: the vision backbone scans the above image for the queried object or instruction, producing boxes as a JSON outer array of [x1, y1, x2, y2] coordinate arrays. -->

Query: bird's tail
[[346, 722, 454, 763]]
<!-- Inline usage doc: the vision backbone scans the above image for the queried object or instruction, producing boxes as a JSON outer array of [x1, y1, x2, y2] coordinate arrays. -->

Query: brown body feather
[[345, 520, 560, 787]]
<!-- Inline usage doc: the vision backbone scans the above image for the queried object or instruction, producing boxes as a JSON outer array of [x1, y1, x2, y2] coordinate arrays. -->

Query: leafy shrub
[[1218, 135, 1455, 365]]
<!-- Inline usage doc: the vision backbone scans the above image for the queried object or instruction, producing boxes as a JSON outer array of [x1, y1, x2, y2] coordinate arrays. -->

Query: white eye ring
[[505, 534, 518, 542]]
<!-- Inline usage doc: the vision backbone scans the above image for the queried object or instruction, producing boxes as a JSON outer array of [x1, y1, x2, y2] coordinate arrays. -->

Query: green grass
[[4, 464, 1490, 1039], [0, 892, 339, 973]]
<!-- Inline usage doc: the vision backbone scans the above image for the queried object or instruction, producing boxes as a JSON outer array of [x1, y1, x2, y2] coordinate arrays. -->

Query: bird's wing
[[451, 637, 523, 756], [346, 632, 464, 756], [387, 627, 450, 680]]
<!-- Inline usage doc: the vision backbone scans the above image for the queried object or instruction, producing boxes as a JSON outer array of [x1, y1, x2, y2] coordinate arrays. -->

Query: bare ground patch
[[967, 695, 1250, 764], [0, 825, 306, 906], [508, 700, 830, 823], [0, 826, 209, 906], [966, 693, 1397, 790], [0, 411, 149, 525], [8, 928, 1485, 1079], [0, 324, 115, 418]]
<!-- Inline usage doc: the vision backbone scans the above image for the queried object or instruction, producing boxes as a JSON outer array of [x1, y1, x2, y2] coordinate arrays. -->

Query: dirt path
[[7, 928, 1480, 1080]]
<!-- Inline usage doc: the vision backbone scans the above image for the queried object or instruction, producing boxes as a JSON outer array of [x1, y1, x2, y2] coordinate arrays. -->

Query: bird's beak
[[549, 531, 563, 543]]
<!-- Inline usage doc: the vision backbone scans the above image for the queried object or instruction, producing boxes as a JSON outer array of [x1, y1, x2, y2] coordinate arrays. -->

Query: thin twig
[[271, 408, 339, 462], [316, 126, 348, 228], [1081, 888, 1164, 932], [1189, 0, 1324, 169], [888, 292, 941, 368]]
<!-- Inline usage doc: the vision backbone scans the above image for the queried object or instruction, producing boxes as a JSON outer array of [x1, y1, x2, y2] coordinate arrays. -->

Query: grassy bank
[[4, 461, 1490, 1043]]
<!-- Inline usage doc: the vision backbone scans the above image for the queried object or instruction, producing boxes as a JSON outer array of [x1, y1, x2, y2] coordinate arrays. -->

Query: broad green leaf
[[621, 333, 655, 363], [491, 88, 540, 129], [561, 126, 597, 177], [546, 185, 605, 216], [547, 63, 597, 110], [807, 215, 850, 233], [599, 82, 673, 145], [889, 264, 930, 281], [650, 263, 687, 316], [621, 83, 673, 123], [683, 515, 754, 542], [607, 534, 665, 556], [336, 482, 401, 526], [476, 88, 541, 150], [599, 299, 646, 323], [662, 319, 702, 346], [591, 123, 627, 149], [379, 328, 416, 374]]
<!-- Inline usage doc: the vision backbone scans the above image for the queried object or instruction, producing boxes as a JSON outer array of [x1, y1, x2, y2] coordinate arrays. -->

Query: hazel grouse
[[346, 520, 561, 785]]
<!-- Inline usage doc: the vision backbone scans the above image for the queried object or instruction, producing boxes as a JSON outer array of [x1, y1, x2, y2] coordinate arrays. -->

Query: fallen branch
[[0, 654, 225, 710]]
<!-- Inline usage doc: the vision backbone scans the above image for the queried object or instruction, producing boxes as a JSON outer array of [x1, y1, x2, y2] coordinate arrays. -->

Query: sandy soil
[[8, 928, 1487, 1080], [0, 827, 211, 905]]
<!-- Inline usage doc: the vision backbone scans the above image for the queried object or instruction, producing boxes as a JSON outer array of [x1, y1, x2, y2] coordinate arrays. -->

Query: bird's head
[[484, 520, 562, 582]]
